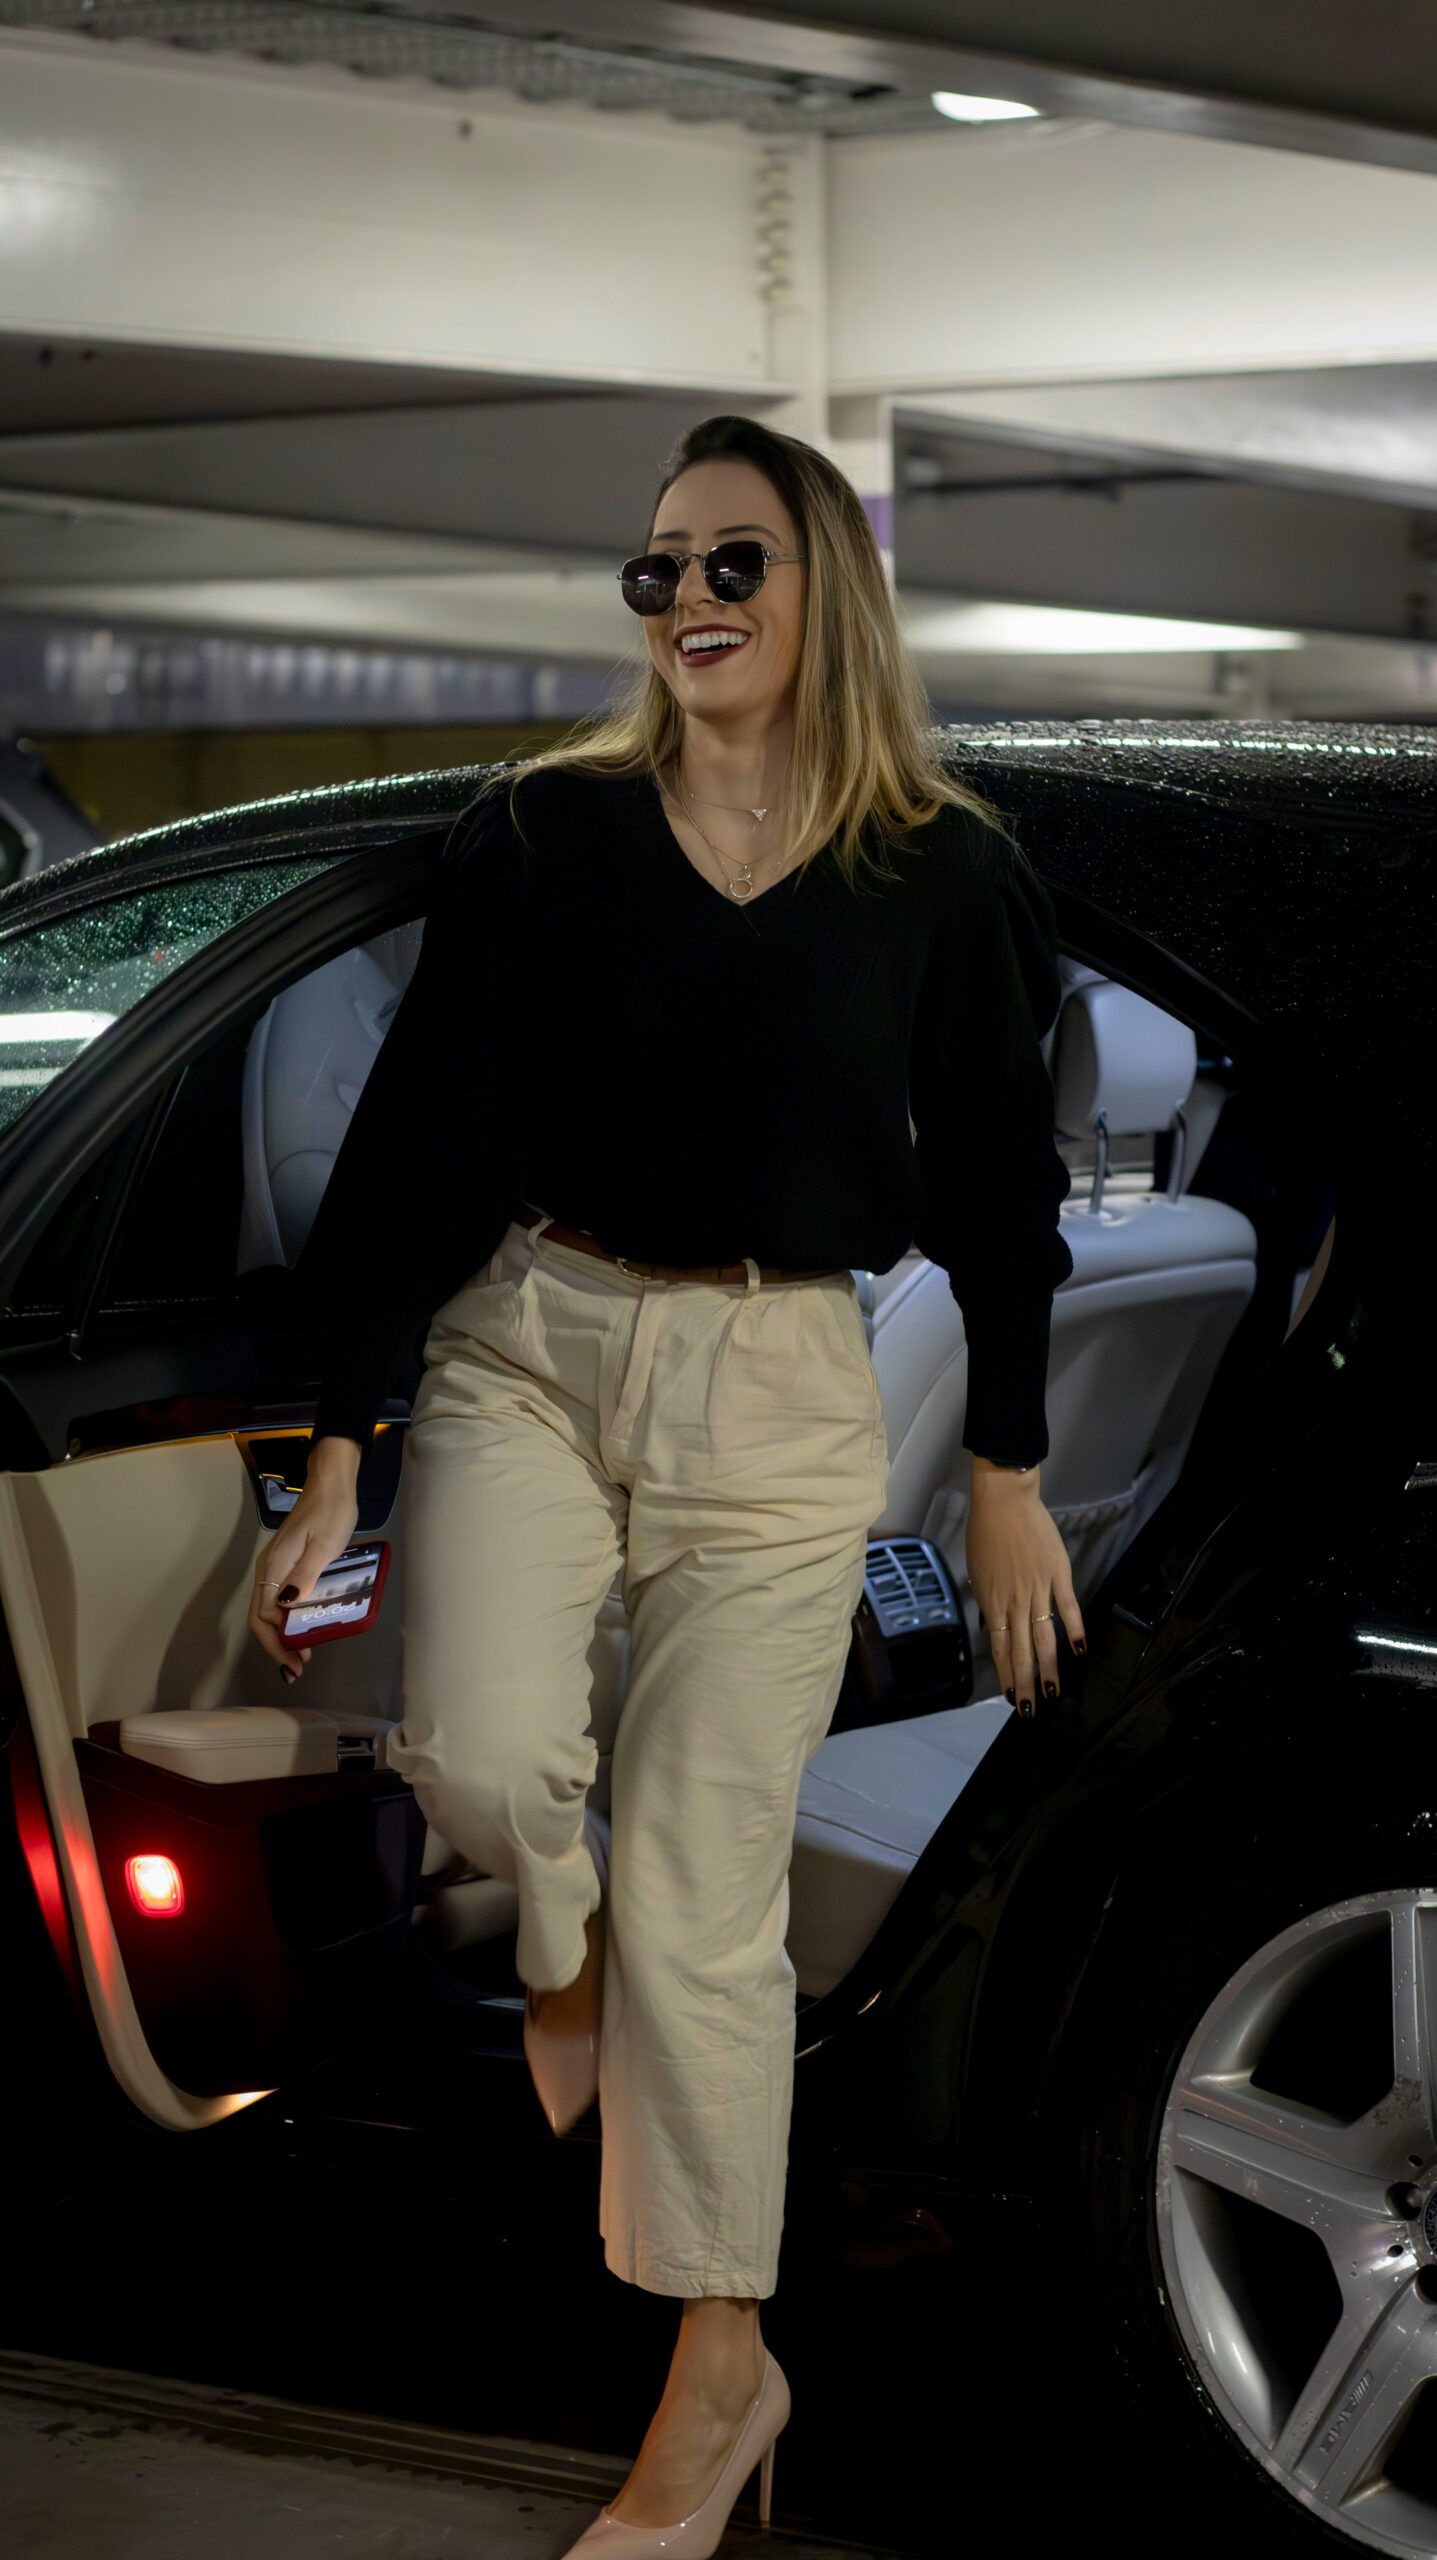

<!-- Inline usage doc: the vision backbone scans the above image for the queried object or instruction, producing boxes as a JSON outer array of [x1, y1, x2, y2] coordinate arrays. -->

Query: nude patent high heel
[[523, 1810, 608, 2136], [560, 2348, 790, 2557], [523, 1902, 604, 2135]]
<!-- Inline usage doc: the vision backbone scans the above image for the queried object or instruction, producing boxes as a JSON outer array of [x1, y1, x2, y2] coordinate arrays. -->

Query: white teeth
[[680, 630, 748, 655]]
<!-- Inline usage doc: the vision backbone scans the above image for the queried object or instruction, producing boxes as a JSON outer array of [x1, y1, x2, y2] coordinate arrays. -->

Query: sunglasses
[[617, 540, 805, 616]]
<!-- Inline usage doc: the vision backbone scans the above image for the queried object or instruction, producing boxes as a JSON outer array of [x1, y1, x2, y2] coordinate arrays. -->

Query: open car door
[[0, 817, 447, 2133]]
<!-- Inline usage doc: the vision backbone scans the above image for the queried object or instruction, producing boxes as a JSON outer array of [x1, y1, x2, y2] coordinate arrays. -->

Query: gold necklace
[[681, 779, 783, 823], [668, 764, 790, 903]]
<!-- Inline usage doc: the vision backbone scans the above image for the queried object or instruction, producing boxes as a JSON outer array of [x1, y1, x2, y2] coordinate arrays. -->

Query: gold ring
[[1032, 1610, 1055, 1623]]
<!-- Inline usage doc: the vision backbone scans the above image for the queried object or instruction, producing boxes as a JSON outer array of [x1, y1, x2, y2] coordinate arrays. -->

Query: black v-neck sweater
[[299, 765, 1075, 1470]]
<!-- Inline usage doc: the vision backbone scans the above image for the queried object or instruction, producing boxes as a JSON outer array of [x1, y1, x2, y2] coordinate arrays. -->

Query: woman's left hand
[[965, 1458, 1085, 1716]]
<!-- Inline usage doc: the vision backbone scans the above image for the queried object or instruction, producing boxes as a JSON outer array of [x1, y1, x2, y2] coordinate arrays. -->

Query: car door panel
[[0, 834, 440, 2127]]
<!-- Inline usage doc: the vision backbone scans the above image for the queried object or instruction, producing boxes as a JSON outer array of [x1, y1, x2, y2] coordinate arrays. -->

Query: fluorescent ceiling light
[[902, 600, 1302, 655], [931, 92, 1040, 123], [0, 1011, 116, 1042]]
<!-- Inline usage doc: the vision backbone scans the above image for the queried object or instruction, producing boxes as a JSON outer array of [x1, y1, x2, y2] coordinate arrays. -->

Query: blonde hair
[[499, 413, 1005, 894]]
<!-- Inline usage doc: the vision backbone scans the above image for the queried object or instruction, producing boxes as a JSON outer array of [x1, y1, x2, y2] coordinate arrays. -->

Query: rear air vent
[[863, 1537, 958, 1639], [827, 1534, 972, 1733]]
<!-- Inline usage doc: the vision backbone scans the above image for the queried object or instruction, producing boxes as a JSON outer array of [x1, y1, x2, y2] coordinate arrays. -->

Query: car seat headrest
[[1051, 979, 1197, 1140]]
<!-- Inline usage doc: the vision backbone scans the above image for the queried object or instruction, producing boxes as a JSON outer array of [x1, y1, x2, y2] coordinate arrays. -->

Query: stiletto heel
[[561, 2348, 790, 2557], [524, 1902, 605, 2135], [524, 1809, 609, 2137]]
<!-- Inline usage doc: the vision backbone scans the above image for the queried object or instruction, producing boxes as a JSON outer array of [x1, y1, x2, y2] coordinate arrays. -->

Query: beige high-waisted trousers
[[387, 1205, 890, 2299]]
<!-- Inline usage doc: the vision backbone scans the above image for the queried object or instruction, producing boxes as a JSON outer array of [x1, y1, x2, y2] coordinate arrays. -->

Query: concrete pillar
[[826, 391, 896, 579]]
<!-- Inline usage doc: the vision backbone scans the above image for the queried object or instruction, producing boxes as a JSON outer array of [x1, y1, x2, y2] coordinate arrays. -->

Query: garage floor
[[0, 2353, 869, 2560]]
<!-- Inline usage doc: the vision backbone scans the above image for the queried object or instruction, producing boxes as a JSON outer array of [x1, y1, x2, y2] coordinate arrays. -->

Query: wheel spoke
[[1170, 2073, 1394, 2238], [1280, 2285, 1437, 2508], [1381, 1899, 1437, 2164], [1158, 1892, 1437, 2550]]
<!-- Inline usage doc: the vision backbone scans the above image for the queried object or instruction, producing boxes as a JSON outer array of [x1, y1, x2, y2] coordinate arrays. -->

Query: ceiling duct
[[0, 0, 993, 136]]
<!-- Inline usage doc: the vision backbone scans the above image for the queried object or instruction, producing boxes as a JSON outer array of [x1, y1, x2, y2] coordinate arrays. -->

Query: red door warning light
[[125, 1853, 185, 1917]]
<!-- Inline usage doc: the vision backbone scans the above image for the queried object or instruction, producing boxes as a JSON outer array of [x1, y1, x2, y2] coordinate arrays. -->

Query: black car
[[0, 720, 1430, 2556]]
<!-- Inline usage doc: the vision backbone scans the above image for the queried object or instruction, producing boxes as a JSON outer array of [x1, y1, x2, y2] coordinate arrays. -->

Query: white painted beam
[[10, 32, 1437, 442], [0, 30, 786, 393], [902, 370, 1437, 507], [0, 565, 646, 663], [393, 0, 1437, 179], [0, 484, 560, 582], [0, 395, 722, 548], [829, 120, 1437, 389], [889, 419, 1437, 642]]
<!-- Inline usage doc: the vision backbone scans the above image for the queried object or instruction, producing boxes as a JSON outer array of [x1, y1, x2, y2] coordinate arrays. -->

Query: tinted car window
[[3, 909, 422, 1336], [0, 855, 337, 1141], [99, 1011, 263, 1318]]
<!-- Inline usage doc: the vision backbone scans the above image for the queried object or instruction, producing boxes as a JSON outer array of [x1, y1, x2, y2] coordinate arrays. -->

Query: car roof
[[75, 717, 1436, 870], [7, 718, 1435, 1044], [957, 719, 1436, 1051]]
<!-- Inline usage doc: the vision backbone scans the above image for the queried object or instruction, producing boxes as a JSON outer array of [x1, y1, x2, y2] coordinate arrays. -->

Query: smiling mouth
[[677, 628, 751, 661]]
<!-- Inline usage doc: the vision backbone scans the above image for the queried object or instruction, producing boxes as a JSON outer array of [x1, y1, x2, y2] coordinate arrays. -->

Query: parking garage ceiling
[[3, 0, 1435, 172], [0, 0, 948, 138], [3, 0, 1437, 722]]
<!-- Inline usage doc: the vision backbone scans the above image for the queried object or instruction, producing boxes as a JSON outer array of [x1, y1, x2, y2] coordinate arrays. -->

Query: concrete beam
[[891, 416, 1437, 644], [903, 369, 1437, 510], [0, 395, 735, 548], [0, 31, 789, 392], [0, 485, 551, 584], [828, 121, 1437, 390], [417, 0, 1437, 175]]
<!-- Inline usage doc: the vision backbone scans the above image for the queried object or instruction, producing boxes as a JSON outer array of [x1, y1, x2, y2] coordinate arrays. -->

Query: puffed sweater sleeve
[[295, 785, 533, 1468], [907, 811, 1074, 1467]]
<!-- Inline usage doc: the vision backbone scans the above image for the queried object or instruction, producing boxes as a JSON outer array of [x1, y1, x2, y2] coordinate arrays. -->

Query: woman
[[248, 413, 1085, 2557]]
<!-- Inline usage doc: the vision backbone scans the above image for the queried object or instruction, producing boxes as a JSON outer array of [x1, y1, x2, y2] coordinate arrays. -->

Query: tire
[[1052, 1805, 1437, 2559]]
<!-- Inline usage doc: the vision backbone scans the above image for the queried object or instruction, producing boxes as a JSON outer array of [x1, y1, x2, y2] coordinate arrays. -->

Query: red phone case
[[279, 1540, 391, 1649]]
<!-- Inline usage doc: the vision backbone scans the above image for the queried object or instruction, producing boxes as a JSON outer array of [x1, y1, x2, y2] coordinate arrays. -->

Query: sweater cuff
[[309, 1399, 379, 1468], [310, 1339, 397, 1468], [957, 1290, 1056, 1468]]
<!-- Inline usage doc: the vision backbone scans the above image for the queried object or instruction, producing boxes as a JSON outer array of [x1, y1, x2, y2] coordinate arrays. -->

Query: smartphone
[[279, 1541, 391, 1649]]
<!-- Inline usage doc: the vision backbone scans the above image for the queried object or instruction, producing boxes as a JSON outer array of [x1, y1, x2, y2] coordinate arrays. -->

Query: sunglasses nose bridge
[[674, 551, 710, 604]]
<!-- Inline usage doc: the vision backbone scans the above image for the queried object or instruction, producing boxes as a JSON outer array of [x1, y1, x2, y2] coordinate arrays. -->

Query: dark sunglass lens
[[706, 540, 767, 601], [619, 553, 679, 614]]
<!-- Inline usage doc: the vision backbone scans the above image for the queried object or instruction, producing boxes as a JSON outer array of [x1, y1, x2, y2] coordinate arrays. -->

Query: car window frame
[[0, 824, 445, 1329]]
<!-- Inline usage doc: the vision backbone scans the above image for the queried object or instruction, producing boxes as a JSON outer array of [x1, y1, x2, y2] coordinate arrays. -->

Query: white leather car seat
[[780, 970, 1258, 1995], [867, 970, 1257, 1662], [237, 922, 425, 1277], [231, 934, 1255, 2000]]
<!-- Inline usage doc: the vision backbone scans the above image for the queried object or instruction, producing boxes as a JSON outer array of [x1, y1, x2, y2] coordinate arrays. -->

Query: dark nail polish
[[278, 1583, 298, 1606], [281, 1664, 297, 1683], [1044, 1682, 1057, 1699], [1005, 1688, 1016, 1705], [1017, 1699, 1032, 1718], [1074, 1640, 1086, 1655]]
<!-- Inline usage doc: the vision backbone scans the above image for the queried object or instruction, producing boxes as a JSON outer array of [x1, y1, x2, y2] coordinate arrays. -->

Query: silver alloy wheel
[[1156, 1890, 1437, 2556]]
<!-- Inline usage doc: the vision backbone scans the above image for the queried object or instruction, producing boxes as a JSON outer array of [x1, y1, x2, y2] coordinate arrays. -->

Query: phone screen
[[284, 1542, 384, 1639]]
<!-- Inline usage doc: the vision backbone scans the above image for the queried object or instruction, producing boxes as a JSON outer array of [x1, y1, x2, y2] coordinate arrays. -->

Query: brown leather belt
[[517, 1202, 842, 1286]]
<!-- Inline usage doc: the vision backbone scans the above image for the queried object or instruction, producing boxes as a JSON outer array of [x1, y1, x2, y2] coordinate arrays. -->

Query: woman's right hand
[[248, 1440, 362, 1686]]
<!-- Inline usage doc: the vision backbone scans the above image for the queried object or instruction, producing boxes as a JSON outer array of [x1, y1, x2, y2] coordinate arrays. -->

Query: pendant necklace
[[669, 761, 790, 903], [681, 778, 784, 826]]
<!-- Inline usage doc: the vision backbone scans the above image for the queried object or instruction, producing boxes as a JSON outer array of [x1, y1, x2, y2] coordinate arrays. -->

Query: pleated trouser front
[[386, 1206, 890, 2299]]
